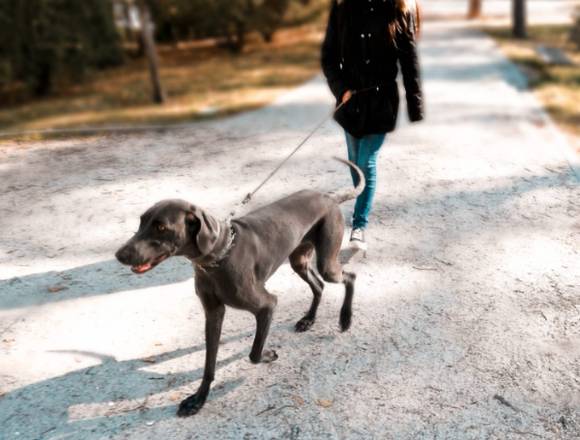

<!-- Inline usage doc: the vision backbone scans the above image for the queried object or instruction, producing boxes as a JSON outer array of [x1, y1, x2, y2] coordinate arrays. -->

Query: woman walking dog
[[321, 0, 424, 250]]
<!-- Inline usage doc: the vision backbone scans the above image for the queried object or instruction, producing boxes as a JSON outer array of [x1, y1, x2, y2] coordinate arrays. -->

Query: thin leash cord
[[226, 85, 379, 220]]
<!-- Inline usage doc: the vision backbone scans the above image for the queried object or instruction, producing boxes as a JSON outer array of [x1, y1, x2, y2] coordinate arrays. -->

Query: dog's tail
[[328, 156, 366, 204]]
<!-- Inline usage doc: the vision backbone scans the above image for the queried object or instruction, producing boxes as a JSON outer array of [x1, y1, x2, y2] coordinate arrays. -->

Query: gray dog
[[115, 157, 364, 416]]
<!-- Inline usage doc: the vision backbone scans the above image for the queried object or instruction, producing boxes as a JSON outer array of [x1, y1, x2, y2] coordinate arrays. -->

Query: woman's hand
[[341, 90, 353, 103]]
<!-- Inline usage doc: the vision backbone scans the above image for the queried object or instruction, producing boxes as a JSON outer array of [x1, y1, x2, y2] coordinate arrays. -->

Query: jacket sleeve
[[396, 10, 424, 122], [321, 1, 348, 102]]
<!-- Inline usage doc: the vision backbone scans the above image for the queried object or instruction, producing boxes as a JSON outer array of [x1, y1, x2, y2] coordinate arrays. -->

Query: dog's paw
[[295, 317, 315, 332], [250, 349, 278, 364], [339, 307, 352, 332], [261, 349, 278, 363], [177, 394, 206, 417]]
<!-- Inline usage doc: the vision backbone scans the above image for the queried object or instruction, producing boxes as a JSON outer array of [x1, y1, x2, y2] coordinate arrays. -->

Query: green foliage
[[152, 0, 311, 50], [0, 0, 123, 96], [254, 0, 291, 42]]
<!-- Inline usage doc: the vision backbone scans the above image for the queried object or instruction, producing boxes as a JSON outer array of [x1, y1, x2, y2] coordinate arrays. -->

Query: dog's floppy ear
[[187, 206, 220, 256]]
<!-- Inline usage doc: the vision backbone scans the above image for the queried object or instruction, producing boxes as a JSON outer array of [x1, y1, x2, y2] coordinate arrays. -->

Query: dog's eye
[[157, 224, 167, 232]]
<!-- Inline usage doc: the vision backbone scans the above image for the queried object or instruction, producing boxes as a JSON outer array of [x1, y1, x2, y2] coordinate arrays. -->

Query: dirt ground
[[1, 14, 579, 440]]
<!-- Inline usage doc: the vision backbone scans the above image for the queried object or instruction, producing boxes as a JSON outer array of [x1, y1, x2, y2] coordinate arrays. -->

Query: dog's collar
[[194, 220, 236, 270]]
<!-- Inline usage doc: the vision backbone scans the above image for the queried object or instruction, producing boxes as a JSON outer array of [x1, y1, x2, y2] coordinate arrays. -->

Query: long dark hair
[[387, 0, 421, 44]]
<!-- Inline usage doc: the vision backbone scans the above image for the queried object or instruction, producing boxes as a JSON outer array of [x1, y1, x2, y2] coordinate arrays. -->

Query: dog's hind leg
[[177, 297, 225, 417], [314, 210, 356, 332], [317, 260, 356, 332], [290, 242, 324, 332], [339, 270, 356, 332], [249, 287, 278, 364]]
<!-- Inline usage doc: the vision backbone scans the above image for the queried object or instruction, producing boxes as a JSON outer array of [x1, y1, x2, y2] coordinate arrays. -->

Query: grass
[[0, 25, 324, 136], [482, 24, 580, 144]]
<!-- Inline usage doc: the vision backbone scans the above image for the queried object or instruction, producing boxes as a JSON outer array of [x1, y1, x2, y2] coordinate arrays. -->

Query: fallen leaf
[[48, 285, 67, 293], [142, 357, 157, 364], [316, 399, 333, 408], [168, 392, 181, 402], [292, 395, 305, 406]]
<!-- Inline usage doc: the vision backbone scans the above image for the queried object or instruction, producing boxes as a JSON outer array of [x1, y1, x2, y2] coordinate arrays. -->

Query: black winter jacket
[[321, 0, 424, 138]]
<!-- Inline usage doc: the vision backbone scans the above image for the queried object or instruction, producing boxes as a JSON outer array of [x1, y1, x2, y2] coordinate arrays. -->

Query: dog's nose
[[115, 246, 132, 265]]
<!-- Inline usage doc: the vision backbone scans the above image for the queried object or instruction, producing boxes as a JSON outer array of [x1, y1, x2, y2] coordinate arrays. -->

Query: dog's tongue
[[132, 263, 152, 274]]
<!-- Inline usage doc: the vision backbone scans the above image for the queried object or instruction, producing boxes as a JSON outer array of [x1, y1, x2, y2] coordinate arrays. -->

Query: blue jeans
[[345, 132, 386, 229]]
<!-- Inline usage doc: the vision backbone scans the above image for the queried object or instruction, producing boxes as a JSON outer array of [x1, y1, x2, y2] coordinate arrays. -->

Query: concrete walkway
[[1, 20, 579, 440]]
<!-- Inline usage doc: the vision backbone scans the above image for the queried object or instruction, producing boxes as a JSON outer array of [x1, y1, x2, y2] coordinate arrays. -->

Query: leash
[[226, 85, 381, 220]]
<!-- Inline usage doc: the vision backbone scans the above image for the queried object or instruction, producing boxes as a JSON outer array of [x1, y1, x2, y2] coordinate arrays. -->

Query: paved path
[[424, 0, 578, 24], [1, 20, 579, 440]]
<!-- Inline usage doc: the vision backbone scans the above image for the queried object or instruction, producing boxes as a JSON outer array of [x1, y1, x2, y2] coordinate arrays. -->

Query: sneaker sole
[[349, 240, 368, 252]]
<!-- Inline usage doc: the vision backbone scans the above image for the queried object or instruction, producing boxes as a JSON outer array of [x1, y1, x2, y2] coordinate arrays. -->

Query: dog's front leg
[[249, 288, 278, 364], [177, 302, 225, 417]]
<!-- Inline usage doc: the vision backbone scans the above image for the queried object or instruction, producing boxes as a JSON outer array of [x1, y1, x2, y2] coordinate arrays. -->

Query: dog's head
[[115, 199, 220, 274]]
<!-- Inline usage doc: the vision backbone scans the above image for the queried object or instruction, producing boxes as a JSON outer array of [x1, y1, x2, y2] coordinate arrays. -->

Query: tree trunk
[[137, 0, 166, 103], [513, 0, 527, 38], [570, 11, 580, 50], [467, 0, 482, 19], [33, 60, 53, 97], [122, 1, 133, 42], [226, 19, 246, 53], [261, 30, 274, 43]]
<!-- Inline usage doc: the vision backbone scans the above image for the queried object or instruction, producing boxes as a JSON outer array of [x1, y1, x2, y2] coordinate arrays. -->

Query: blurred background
[[0, 0, 578, 144], [1, 4, 579, 439]]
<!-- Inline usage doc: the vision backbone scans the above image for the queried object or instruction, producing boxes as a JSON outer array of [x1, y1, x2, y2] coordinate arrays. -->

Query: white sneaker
[[349, 228, 367, 251]]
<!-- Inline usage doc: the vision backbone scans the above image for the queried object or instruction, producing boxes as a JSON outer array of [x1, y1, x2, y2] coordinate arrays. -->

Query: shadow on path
[[0, 258, 193, 310], [0, 338, 251, 440]]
